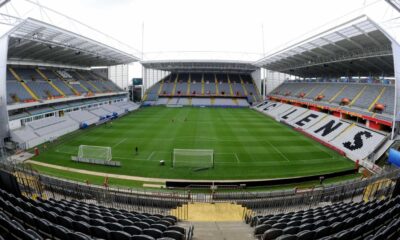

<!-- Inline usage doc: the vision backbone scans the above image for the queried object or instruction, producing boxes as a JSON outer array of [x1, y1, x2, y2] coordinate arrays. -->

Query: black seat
[[330, 222, 344, 234], [272, 222, 287, 230], [162, 230, 185, 240], [143, 228, 163, 239], [167, 226, 185, 235], [151, 223, 167, 232], [123, 225, 143, 235], [299, 223, 314, 231], [90, 225, 110, 239], [50, 225, 70, 240], [255, 224, 272, 235], [275, 234, 297, 240], [90, 218, 106, 227], [131, 234, 155, 240], [282, 226, 299, 235], [314, 226, 331, 239], [26, 229, 43, 240], [110, 230, 132, 240], [296, 230, 314, 240], [135, 222, 150, 229], [118, 219, 134, 226], [106, 222, 124, 231], [35, 218, 52, 236], [58, 216, 73, 229], [262, 228, 282, 240], [335, 229, 353, 240], [68, 232, 92, 240], [72, 221, 91, 235]]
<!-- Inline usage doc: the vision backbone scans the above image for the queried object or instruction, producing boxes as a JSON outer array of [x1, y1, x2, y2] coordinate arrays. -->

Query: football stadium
[[1, 0, 400, 239]]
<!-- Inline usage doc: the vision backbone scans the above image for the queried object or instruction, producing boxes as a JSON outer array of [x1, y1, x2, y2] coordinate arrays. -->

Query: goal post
[[172, 149, 214, 169], [78, 145, 112, 162]]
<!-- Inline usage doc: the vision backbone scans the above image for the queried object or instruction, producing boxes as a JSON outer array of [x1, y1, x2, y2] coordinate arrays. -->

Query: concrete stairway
[[187, 221, 256, 240]]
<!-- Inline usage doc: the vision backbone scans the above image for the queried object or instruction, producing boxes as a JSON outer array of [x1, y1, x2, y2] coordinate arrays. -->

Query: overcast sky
[[1, 0, 398, 77]]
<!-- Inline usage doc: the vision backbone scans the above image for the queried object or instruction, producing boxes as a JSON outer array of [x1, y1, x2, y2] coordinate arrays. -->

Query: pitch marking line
[[147, 151, 155, 160], [234, 153, 240, 163], [112, 138, 127, 148], [265, 140, 290, 162]]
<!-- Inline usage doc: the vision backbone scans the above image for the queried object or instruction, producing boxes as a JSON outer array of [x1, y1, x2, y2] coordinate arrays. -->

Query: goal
[[172, 149, 214, 169], [78, 145, 112, 162]]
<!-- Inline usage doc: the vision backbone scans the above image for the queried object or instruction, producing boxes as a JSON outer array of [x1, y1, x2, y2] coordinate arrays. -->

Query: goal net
[[172, 149, 214, 169], [78, 145, 112, 162]]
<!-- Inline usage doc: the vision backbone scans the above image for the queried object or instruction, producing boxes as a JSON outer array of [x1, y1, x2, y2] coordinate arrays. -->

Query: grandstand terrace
[[1, 1, 400, 240], [257, 16, 398, 133], [141, 60, 262, 107], [0, 18, 140, 150]]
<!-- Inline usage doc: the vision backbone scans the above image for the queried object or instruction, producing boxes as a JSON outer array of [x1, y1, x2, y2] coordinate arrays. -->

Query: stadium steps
[[240, 78, 249, 96], [171, 73, 179, 95], [201, 74, 205, 95], [52, 70, 81, 96], [363, 178, 394, 201], [330, 123, 356, 142], [315, 84, 329, 99], [304, 85, 317, 98], [89, 71, 113, 91], [329, 85, 347, 102], [349, 85, 368, 106], [227, 74, 234, 96], [75, 79, 92, 94], [8, 67, 39, 101], [35, 68, 66, 97], [187, 73, 191, 95], [368, 86, 387, 111], [214, 74, 219, 95], [183, 221, 256, 240], [158, 78, 165, 94], [76, 71, 102, 93], [249, 76, 262, 101], [172, 203, 255, 240]]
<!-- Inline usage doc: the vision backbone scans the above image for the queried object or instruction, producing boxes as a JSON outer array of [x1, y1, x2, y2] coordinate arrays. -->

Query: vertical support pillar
[[392, 42, 400, 139], [0, 35, 9, 149]]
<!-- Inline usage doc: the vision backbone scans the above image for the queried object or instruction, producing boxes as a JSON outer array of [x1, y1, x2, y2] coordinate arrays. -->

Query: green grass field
[[31, 106, 354, 180]]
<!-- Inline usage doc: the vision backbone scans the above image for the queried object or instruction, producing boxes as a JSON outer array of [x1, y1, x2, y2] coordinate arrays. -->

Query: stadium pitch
[[31, 106, 354, 180]]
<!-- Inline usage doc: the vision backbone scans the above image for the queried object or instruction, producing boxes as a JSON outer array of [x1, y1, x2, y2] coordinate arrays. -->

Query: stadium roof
[[4, 18, 140, 68], [255, 15, 395, 78], [141, 60, 258, 74]]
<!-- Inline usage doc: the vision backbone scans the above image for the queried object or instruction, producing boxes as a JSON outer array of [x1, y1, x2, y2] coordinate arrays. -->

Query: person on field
[[135, 146, 138, 155]]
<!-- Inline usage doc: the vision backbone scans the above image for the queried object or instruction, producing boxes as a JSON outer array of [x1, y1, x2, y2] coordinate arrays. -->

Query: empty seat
[[262, 228, 283, 240], [90, 225, 110, 239], [123, 225, 143, 235], [143, 228, 163, 239], [110, 230, 132, 240], [162, 230, 185, 240]]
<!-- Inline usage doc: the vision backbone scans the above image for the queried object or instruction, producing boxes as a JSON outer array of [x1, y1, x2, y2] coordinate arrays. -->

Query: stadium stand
[[247, 195, 400, 240], [144, 72, 260, 107], [254, 101, 388, 164], [0, 187, 192, 240], [6, 67, 123, 104], [10, 101, 140, 149], [269, 81, 395, 123]]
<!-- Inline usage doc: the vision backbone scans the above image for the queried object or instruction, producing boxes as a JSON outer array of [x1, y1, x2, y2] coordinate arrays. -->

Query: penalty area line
[[112, 138, 127, 148], [234, 153, 240, 163], [147, 151, 155, 160]]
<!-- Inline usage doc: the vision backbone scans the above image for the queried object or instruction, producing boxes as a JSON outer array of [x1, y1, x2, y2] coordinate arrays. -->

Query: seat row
[[0, 188, 192, 240], [248, 195, 400, 240]]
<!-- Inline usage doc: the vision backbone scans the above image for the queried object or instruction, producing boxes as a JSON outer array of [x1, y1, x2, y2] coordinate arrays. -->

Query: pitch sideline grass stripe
[[26, 159, 354, 183]]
